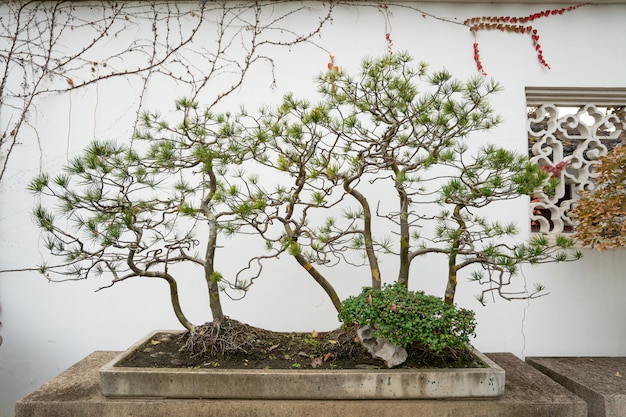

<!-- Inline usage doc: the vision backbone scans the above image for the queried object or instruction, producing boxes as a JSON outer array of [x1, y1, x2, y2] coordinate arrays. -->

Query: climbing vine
[[464, 5, 585, 75], [0, 1, 333, 184], [329, 2, 585, 76]]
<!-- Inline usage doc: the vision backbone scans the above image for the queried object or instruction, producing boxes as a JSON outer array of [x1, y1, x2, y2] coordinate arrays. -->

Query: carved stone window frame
[[526, 87, 626, 235]]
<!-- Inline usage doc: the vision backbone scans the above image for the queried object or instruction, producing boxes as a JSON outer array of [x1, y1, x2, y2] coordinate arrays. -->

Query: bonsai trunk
[[127, 249, 196, 332], [444, 253, 458, 306], [204, 212, 225, 323], [344, 180, 381, 289], [395, 171, 410, 287], [293, 251, 342, 312], [200, 165, 225, 323], [444, 204, 464, 306], [163, 273, 197, 332], [284, 215, 342, 312]]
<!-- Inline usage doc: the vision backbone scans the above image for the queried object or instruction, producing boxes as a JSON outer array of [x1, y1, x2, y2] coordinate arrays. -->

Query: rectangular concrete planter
[[100, 330, 505, 400]]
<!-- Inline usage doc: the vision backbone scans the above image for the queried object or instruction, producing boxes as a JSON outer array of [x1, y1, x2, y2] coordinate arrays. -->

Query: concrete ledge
[[16, 351, 586, 417], [527, 357, 626, 417]]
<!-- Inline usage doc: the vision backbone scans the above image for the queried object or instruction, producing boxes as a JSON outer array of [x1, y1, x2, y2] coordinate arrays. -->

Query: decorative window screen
[[526, 87, 626, 234]]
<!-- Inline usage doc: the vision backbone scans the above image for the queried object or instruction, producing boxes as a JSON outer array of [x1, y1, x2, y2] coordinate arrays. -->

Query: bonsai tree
[[243, 52, 581, 313], [29, 52, 583, 363], [29, 98, 268, 333], [571, 143, 626, 249]]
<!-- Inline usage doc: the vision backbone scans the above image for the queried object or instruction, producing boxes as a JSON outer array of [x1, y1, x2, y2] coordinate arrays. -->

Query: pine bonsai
[[30, 53, 583, 362]]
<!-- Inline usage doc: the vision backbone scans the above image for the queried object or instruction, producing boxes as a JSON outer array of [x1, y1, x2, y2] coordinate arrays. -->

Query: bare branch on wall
[[0, 1, 333, 183]]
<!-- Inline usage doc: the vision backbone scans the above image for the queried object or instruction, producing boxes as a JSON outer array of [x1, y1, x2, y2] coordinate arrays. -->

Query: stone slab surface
[[16, 351, 586, 417], [527, 356, 626, 417]]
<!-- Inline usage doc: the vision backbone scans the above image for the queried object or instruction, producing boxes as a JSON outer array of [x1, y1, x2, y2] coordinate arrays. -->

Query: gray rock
[[357, 325, 407, 368]]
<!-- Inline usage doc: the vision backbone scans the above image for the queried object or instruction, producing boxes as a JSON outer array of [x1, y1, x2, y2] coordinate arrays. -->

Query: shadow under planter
[[100, 331, 505, 400]]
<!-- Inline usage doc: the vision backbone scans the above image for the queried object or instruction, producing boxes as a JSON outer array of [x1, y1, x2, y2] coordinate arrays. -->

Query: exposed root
[[181, 318, 262, 356]]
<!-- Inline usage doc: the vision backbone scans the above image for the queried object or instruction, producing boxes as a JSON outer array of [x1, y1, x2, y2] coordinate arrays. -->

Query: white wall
[[1, 2, 625, 416]]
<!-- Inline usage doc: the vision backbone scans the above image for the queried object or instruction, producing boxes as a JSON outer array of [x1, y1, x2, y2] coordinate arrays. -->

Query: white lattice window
[[526, 87, 626, 234]]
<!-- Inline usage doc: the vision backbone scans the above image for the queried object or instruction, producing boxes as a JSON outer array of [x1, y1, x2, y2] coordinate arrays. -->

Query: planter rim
[[100, 330, 506, 400]]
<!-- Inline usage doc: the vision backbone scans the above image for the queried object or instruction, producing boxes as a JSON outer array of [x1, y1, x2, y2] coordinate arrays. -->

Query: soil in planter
[[118, 319, 483, 370]]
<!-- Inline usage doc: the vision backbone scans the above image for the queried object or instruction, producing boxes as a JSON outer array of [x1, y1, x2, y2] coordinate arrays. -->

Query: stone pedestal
[[527, 356, 626, 417], [16, 351, 586, 417]]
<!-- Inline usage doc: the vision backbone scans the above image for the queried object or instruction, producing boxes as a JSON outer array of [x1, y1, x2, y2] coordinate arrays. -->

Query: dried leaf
[[311, 357, 323, 368], [150, 340, 160, 345], [311, 330, 318, 338], [616, 371, 623, 378], [268, 344, 279, 352], [323, 352, 335, 361]]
